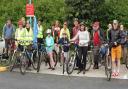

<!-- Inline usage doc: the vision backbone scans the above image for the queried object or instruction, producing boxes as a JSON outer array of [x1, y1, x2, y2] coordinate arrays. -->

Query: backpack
[[92, 29, 104, 42], [120, 30, 127, 45]]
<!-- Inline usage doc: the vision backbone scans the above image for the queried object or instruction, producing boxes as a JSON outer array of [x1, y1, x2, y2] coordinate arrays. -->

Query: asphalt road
[[0, 72, 128, 89]]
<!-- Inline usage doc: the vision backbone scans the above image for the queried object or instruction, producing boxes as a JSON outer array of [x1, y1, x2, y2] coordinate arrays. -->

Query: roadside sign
[[26, 4, 34, 17]]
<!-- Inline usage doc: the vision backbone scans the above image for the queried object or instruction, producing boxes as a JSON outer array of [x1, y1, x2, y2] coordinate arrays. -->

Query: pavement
[[10, 62, 128, 80], [0, 72, 128, 89]]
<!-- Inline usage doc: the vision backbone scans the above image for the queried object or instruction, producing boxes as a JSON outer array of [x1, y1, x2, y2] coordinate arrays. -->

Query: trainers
[[115, 72, 119, 76], [112, 72, 116, 77]]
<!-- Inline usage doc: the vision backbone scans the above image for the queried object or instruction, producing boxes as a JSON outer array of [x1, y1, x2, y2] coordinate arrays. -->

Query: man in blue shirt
[[2, 19, 15, 55]]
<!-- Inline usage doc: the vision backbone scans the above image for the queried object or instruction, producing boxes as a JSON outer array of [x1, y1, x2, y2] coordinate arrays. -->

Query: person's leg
[[93, 46, 99, 69], [116, 45, 122, 75], [5, 39, 9, 55], [82, 46, 88, 74], [77, 47, 83, 73], [111, 47, 116, 76], [48, 51, 55, 69]]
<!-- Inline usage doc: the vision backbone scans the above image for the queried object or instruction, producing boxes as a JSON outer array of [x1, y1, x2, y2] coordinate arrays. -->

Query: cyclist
[[120, 24, 127, 64], [2, 19, 15, 56], [106, 23, 112, 41], [108, 20, 122, 76], [70, 22, 90, 74], [45, 29, 55, 70], [92, 20, 104, 69], [52, 20, 61, 54], [72, 18, 80, 69], [52, 20, 61, 43], [37, 20, 44, 49], [58, 32, 70, 67], [15, 20, 26, 51], [15, 20, 33, 69], [60, 21, 70, 40]]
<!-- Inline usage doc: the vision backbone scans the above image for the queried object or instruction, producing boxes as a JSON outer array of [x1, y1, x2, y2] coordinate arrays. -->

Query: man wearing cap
[[108, 20, 122, 76], [92, 21, 104, 69]]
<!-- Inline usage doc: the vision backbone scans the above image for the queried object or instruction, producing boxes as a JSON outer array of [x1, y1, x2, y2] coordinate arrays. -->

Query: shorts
[[46, 47, 54, 53], [5, 39, 11, 48], [111, 45, 122, 61], [37, 38, 44, 44]]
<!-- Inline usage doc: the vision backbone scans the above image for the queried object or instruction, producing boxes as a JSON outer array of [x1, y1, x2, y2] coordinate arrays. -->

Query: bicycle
[[99, 43, 112, 81], [9, 40, 38, 75], [66, 43, 93, 75], [59, 44, 69, 74], [0, 39, 15, 66]]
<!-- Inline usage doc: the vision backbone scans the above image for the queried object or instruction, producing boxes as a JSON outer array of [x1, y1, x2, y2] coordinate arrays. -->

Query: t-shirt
[[72, 30, 90, 46], [93, 31, 101, 46], [3, 24, 15, 39]]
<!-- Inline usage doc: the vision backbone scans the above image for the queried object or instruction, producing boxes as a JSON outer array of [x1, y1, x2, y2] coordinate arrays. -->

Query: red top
[[72, 26, 80, 44], [93, 31, 101, 46]]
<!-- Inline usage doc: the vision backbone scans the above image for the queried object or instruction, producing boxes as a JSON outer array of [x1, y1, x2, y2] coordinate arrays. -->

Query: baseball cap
[[113, 20, 118, 24]]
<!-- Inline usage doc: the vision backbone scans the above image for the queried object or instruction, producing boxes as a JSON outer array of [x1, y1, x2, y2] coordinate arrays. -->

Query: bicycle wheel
[[37, 51, 42, 72], [63, 58, 65, 74], [9, 51, 18, 72], [86, 52, 92, 71], [31, 50, 39, 70], [125, 55, 128, 69], [66, 52, 76, 74], [53, 50, 58, 67], [0, 48, 10, 66], [105, 55, 112, 81], [20, 53, 28, 75]]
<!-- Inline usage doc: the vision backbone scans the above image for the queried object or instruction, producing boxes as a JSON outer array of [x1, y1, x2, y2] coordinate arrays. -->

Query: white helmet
[[46, 29, 51, 33]]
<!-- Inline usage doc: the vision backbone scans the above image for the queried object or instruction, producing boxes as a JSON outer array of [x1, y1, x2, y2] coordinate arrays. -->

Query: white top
[[72, 30, 90, 46]]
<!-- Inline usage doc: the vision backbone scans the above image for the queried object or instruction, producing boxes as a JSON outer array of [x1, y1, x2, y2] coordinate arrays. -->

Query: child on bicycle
[[58, 32, 70, 66], [45, 29, 55, 70]]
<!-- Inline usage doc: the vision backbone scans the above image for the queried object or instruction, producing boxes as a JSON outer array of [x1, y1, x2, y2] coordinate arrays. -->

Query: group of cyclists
[[2, 17, 128, 78]]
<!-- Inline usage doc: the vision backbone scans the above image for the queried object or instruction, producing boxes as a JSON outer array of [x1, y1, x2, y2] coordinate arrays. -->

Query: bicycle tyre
[[9, 51, 18, 72], [37, 52, 42, 72], [20, 53, 28, 75], [86, 52, 92, 71], [125, 55, 128, 69], [31, 50, 38, 70], [105, 55, 112, 81], [53, 50, 58, 67], [66, 53, 76, 74]]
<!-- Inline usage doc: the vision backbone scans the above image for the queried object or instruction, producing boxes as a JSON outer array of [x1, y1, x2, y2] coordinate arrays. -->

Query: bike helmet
[[46, 29, 52, 34]]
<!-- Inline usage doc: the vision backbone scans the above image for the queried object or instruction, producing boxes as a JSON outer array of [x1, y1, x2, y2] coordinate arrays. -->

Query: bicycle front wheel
[[125, 55, 128, 69], [66, 53, 76, 74], [53, 50, 58, 67], [20, 53, 28, 75], [9, 51, 19, 72], [105, 55, 112, 81], [86, 52, 92, 71]]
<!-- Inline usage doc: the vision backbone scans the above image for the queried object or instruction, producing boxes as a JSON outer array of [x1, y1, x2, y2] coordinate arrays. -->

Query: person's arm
[[67, 29, 70, 40], [59, 29, 63, 39], [70, 32, 79, 42]]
